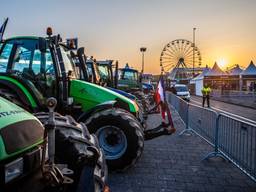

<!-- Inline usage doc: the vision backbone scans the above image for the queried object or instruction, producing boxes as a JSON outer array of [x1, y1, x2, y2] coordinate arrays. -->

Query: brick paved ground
[[108, 106, 256, 192]]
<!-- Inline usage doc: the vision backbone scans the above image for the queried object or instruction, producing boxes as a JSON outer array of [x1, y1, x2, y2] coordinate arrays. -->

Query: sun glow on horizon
[[217, 58, 228, 69]]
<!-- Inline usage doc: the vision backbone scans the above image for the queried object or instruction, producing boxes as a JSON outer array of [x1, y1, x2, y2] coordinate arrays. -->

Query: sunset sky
[[1, 0, 256, 74]]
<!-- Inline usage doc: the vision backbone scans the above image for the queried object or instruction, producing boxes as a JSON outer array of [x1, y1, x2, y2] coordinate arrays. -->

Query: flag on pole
[[0, 18, 8, 42], [154, 76, 165, 105], [154, 76, 175, 128]]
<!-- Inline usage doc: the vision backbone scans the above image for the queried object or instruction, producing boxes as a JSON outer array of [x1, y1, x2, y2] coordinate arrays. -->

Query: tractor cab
[[69, 47, 109, 87], [85, 58, 102, 85], [118, 63, 141, 91], [96, 60, 116, 87], [0, 37, 77, 107], [70, 47, 120, 89]]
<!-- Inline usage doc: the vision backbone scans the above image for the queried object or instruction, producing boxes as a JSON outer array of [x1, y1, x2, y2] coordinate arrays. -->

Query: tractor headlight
[[5, 157, 24, 183]]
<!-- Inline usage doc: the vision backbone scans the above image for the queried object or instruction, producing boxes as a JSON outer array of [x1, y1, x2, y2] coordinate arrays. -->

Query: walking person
[[201, 84, 211, 107]]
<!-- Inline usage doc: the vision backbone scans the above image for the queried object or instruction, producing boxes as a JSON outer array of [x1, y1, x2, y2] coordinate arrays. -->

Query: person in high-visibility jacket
[[201, 84, 211, 107]]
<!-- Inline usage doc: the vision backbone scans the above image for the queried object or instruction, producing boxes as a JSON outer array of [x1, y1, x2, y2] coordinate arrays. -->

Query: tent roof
[[205, 62, 226, 76], [241, 61, 256, 75], [191, 67, 210, 81], [228, 65, 243, 75]]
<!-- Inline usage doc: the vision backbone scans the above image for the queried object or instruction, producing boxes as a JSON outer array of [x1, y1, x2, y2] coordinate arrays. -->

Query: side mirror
[[39, 38, 47, 53]]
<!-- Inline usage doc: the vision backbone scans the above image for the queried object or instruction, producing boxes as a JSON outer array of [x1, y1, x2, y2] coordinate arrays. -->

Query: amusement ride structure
[[160, 39, 203, 82]]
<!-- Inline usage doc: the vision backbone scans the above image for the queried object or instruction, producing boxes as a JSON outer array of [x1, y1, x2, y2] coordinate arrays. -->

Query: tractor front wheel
[[35, 113, 107, 192], [85, 108, 144, 171]]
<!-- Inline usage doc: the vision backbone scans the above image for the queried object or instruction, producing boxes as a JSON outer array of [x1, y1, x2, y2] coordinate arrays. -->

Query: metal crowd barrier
[[167, 92, 256, 182]]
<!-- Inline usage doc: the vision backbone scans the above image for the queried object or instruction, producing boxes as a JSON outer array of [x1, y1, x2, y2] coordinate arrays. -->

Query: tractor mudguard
[[77, 100, 116, 122], [0, 75, 44, 110]]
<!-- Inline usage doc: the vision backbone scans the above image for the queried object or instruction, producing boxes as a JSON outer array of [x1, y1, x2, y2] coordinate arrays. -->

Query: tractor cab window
[[60, 46, 77, 79], [98, 65, 109, 79], [86, 62, 93, 76], [13, 46, 32, 72], [86, 62, 93, 82], [119, 70, 138, 81], [0, 39, 56, 96], [98, 64, 112, 86], [85, 61, 101, 83], [71, 55, 82, 79], [0, 43, 13, 72], [93, 63, 101, 83]]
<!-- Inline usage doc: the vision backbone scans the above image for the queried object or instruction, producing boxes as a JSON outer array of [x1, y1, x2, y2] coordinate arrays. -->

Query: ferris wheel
[[160, 39, 202, 73]]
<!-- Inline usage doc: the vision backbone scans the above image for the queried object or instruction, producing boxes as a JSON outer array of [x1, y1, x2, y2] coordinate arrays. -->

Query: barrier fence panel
[[168, 93, 179, 111], [167, 92, 188, 124], [176, 97, 188, 124], [188, 104, 217, 146], [167, 91, 256, 181], [218, 114, 256, 181]]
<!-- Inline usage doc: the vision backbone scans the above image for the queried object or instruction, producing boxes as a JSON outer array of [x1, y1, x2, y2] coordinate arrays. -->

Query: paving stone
[[108, 105, 256, 191]]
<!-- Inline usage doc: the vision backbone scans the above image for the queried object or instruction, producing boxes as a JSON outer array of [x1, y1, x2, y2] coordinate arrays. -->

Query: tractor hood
[[0, 97, 44, 161], [107, 87, 136, 101], [70, 80, 139, 113]]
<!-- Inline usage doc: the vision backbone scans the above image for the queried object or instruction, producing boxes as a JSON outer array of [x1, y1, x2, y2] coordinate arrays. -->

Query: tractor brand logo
[[0, 110, 25, 118]]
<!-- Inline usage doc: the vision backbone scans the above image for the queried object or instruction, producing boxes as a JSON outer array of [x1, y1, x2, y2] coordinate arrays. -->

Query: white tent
[[206, 62, 226, 76], [240, 61, 256, 90], [190, 67, 210, 96], [228, 65, 243, 75], [241, 61, 256, 76]]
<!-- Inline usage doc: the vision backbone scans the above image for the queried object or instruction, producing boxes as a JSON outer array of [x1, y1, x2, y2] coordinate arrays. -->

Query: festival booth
[[226, 64, 243, 91], [190, 67, 210, 96], [240, 61, 256, 91], [204, 62, 227, 88]]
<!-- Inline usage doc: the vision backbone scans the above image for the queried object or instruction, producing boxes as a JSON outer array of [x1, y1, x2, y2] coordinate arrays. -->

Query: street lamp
[[140, 47, 147, 74], [192, 28, 196, 76]]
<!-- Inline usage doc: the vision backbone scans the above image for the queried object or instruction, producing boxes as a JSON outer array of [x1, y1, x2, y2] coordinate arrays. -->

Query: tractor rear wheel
[[35, 112, 107, 192], [0, 87, 26, 108], [85, 108, 144, 171]]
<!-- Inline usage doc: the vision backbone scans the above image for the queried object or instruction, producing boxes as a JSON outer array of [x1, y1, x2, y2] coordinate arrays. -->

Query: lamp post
[[140, 47, 147, 74], [140, 47, 147, 91], [192, 28, 196, 76]]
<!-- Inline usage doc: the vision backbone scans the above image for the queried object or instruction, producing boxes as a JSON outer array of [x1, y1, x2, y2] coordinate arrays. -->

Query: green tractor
[[70, 51, 148, 119], [71, 51, 145, 121], [0, 96, 107, 192], [0, 30, 144, 171], [86, 59, 154, 114], [0, 28, 173, 171], [117, 63, 141, 91], [84, 59, 137, 101], [0, 96, 44, 187]]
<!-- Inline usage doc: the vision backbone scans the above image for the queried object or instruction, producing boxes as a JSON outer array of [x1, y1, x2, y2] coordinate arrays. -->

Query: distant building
[[240, 61, 256, 91]]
